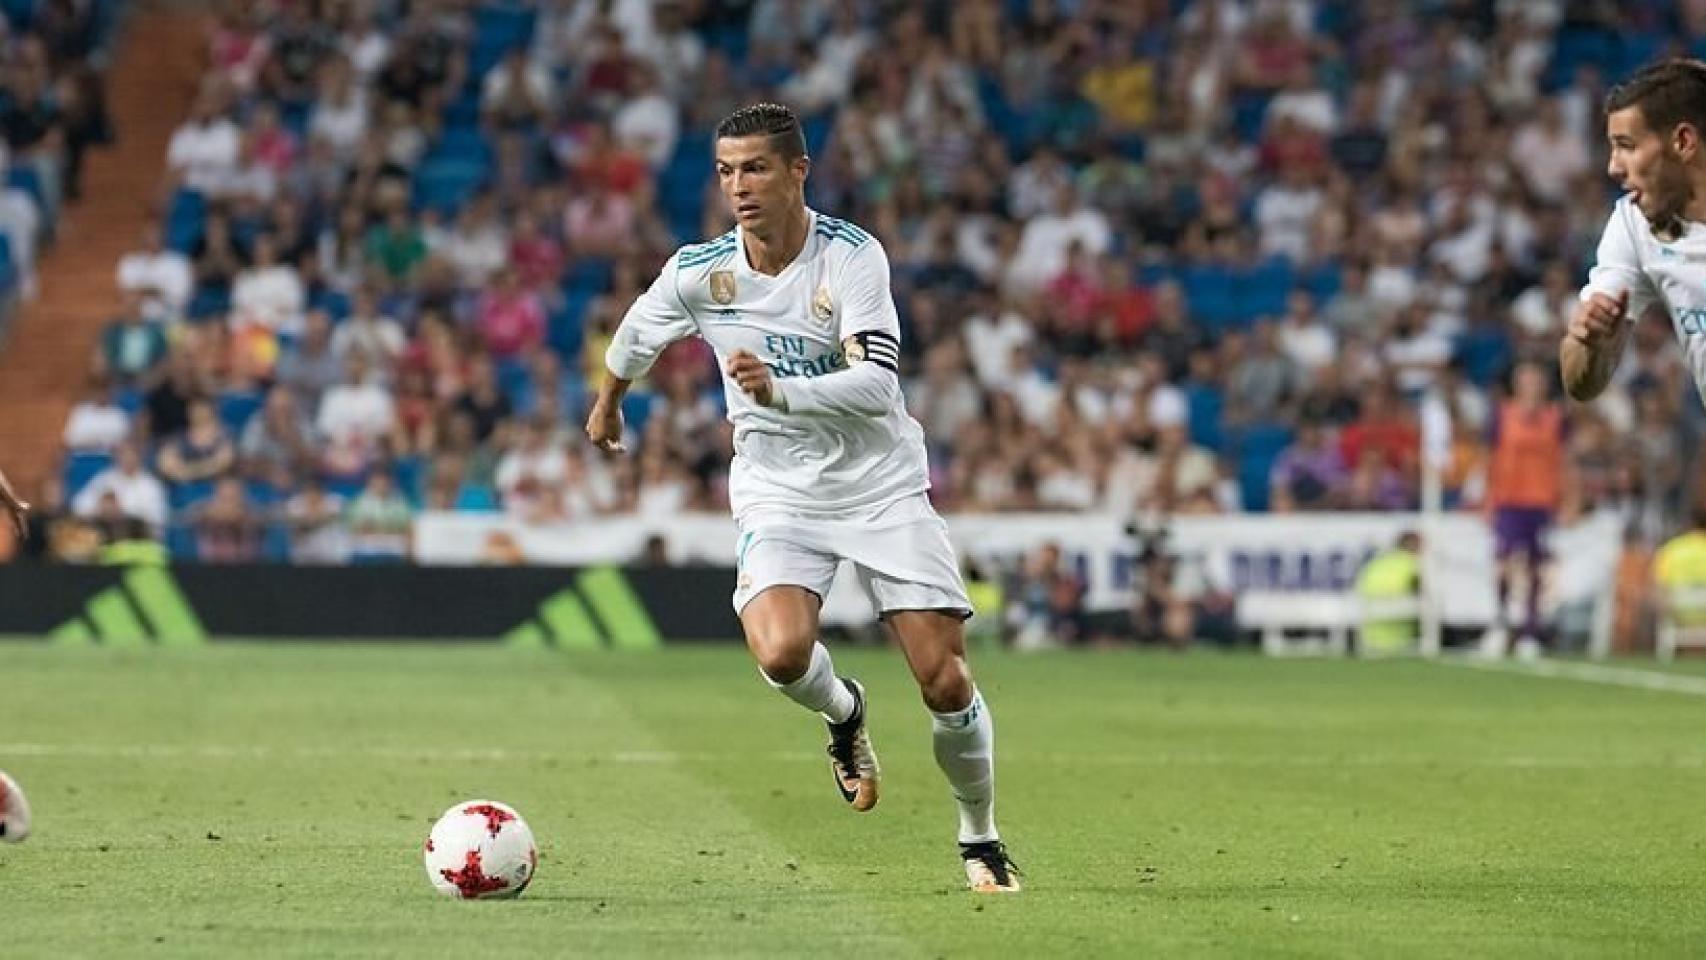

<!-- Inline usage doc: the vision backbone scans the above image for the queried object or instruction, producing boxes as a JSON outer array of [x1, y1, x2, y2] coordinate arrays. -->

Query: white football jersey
[[1582, 195, 1706, 403], [607, 209, 931, 522]]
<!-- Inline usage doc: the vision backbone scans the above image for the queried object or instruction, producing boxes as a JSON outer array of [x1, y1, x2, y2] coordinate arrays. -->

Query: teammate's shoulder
[[673, 229, 739, 275], [813, 213, 878, 252]]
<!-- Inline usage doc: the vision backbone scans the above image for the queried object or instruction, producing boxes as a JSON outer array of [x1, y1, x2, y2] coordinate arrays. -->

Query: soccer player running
[[1568, 60, 1706, 417], [585, 104, 1019, 893]]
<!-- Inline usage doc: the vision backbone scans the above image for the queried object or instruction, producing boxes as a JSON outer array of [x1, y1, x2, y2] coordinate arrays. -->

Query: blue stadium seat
[[430, 125, 494, 165], [0, 0, 36, 30], [621, 391, 654, 436], [187, 287, 232, 321], [1234, 422, 1296, 512], [455, 485, 500, 512], [262, 523, 293, 563], [323, 473, 368, 500], [217, 390, 264, 435], [547, 288, 593, 358], [168, 480, 217, 511], [165, 523, 199, 561], [473, 3, 536, 49], [495, 355, 532, 410], [1454, 328, 1514, 387], [0, 233, 16, 295], [393, 455, 426, 506], [165, 190, 207, 253], [5, 165, 44, 214], [64, 450, 113, 498], [412, 159, 491, 214], [444, 91, 483, 128], [1185, 384, 1225, 454], [563, 256, 614, 295]]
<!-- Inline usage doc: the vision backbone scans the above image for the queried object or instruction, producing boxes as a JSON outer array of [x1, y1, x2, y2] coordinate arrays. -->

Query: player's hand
[[1567, 289, 1629, 346], [5, 499, 28, 541], [585, 400, 625, 454], [726, 350, 776, 408]]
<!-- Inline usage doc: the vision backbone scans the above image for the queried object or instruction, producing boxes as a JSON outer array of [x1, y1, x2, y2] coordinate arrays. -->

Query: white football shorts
[[731, 493, 971, 619]]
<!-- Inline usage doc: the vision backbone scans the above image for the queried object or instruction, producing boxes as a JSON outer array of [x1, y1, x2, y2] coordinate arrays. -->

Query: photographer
[[1127, 516, 1237, 648]]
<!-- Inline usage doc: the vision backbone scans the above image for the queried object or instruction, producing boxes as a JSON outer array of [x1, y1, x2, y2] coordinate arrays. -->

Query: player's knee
[[918, 655, 973, 713], [749, 628, 815, 684]]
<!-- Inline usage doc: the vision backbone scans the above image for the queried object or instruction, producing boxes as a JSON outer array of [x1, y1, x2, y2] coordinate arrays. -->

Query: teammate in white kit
[[585, 104, 1019, 892], [1567, 59, 1706, 403]]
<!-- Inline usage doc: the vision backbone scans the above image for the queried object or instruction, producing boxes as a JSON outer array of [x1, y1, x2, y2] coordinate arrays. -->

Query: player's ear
[[792, 153, 811, 184], [1673, 122, 1700, 161]]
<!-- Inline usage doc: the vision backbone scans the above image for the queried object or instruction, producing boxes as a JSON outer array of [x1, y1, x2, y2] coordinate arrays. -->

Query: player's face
[[1607, 105, 1693, 230], [714, 136, 807, 234]]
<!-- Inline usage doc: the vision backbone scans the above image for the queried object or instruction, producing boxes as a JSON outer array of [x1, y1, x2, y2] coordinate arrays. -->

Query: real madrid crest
[[709, 270, 737, 305], [811, 286, 834, 325]]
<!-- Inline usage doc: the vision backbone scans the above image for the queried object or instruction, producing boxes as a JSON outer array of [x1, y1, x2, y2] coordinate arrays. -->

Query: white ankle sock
[[931, 687, 997, 843], [764, 641, 856, 724]]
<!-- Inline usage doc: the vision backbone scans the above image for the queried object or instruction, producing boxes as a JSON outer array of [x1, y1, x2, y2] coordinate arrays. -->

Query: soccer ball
[[0, 769, 30, 842], [424, 799, 537, 899]]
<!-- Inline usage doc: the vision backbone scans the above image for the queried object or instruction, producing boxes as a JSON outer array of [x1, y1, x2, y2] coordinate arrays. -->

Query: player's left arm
[[745, 240, 902, 418]]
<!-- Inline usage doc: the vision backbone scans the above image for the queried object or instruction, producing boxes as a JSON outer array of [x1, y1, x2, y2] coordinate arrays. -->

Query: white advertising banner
[[414, 510, 1624, 627]]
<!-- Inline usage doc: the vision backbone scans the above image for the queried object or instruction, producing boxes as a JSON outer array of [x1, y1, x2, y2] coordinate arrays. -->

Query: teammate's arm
[[1560, 290, 1633, 402], [738, 240, 902, 418], [1564, 205, 1656, 402], [588, 254, 698, 452]]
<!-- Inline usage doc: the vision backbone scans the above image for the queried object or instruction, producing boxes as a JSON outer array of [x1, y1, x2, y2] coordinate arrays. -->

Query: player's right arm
[[587, 253, 697, 453], [1560, 289, 1632, 402], [1563, 202, 1655, 402]]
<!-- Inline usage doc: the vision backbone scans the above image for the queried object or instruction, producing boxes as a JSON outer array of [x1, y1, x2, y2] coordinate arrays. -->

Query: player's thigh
[[735, 535, 838, 680]]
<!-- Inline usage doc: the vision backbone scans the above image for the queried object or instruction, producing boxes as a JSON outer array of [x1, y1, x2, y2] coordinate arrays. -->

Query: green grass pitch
[[4, 644, 1706, 958]]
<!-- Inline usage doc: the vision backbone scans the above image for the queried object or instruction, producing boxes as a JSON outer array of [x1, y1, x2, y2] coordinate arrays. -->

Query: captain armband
[[843, 331, 899, 374]]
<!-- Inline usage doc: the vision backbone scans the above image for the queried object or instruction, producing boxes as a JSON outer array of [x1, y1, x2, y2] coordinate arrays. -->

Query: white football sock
[[764, 641, 857, 725], [931, 687, 997, 843]]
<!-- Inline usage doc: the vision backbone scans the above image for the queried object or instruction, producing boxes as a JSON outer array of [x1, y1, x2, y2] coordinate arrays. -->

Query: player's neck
[[741, 205, 810, 277]]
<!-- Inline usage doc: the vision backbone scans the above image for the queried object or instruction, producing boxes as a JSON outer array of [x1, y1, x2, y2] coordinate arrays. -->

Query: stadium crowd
[[21, 0, 1706, 567]]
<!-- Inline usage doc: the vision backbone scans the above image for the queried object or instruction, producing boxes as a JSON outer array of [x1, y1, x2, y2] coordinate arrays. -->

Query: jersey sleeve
[[769, 240, 903, 417], [1580, 201, 1659, 320], [606, 253, 698, 381], [833, 239, 901, 374]]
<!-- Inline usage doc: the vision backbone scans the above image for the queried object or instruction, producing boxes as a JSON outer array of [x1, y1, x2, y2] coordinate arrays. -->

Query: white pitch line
[[1436, 656, 1706, 697]]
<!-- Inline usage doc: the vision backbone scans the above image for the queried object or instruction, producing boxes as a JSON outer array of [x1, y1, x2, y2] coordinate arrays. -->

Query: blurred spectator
[[96, 293, 169, 385], [1010, 542, 1087, 650], [239, 386, 314, 481], [62, 375, 131, 453], [344, 470, 413, 563], [116, 220, 193, 314], [190, 476, 265, 563], [156, 398, 235, 490], [72, 442, 167, 534], [284, 475, 347, 563]]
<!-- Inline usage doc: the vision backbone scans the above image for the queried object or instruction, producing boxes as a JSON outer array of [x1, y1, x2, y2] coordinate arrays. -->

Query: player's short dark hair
[[714, 103, 807, 161], [1605, 58, 1706, 137]]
